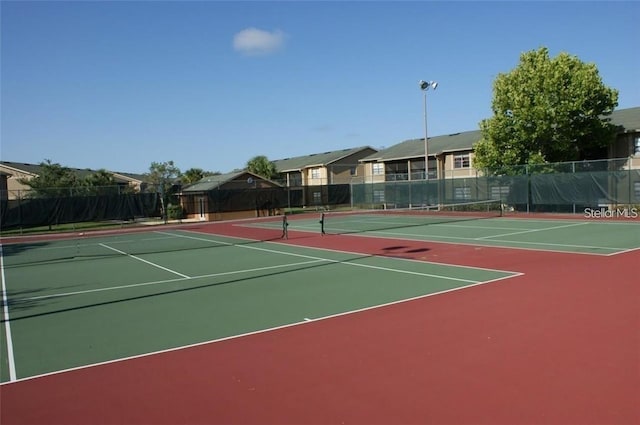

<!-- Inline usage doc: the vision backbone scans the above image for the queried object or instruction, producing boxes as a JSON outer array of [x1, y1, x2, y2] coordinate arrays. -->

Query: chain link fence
[[2, 159, 638, 231], [353, 158, 640, 213]]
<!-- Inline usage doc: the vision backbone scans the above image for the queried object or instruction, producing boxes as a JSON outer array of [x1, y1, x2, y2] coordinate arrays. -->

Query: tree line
[[18, 156, 277, 199]]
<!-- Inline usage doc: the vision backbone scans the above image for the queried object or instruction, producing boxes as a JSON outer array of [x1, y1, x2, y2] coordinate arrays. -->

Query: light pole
[[418, 79, 438, 180]]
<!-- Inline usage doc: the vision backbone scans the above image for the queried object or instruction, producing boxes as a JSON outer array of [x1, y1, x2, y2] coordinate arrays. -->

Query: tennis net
[[320, 199, 503, 235], [0, 218, 289, 268]]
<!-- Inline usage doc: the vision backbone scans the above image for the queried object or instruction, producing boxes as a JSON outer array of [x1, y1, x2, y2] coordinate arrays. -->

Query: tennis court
[[249, 206, 640, 255], [1, 228, 519, 382], [1, 210, 638, 424]]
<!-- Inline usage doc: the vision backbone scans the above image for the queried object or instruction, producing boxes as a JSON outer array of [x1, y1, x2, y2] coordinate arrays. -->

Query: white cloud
[[233, 28, 286, 56]]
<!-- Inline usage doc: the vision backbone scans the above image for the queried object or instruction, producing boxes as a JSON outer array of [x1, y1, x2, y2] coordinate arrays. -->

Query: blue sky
[[2, 1, 639, 174]]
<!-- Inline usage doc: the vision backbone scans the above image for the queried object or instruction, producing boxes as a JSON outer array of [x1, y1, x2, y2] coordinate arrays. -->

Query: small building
[[179, 170, 284, 221]]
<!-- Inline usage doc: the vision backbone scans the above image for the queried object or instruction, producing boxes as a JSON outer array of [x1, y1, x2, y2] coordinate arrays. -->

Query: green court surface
[[259, 215, 640, 255], [1, 230, 517, 383]]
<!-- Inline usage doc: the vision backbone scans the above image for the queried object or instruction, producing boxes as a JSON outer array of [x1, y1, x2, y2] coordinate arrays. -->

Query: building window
[[372, 163, 384, 175], [310, 168, 321, 179], [454, 186, 471, 200], [635, 137, 640, 155], [350, 167, 357, 176], [312, 191, 322, 204], [454, 154, 470, 169]]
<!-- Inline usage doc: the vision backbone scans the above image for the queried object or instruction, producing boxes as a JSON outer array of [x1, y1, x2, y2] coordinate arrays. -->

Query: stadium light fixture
[[418, 80, 438, 180]]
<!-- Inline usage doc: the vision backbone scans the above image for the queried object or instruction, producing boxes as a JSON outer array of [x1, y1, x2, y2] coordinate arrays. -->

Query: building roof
[[361, 130, 481, 162], [611, 106, 640, 132], [110, 171, 146, 183], [0, 161, 139, 184], [0, 161, 44, 176], [181, 170, 282, 192], [362, 106, 640, 162], [273, 146, 376, 172]]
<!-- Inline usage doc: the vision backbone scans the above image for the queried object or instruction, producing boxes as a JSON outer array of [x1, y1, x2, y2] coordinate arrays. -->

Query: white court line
[[498, 218, 640, 225], [475, 221, 589, 240], [0, 245, 17, 381], [162, 231, 494, 283], [605, 246, 640, 256], [19, 259, 328, 302], [99, 243, 191, 279], [473, 238, 622, 251], [432, 223, 539, 231], [344, 230, 624, 256], [0, 271, 522, 386]]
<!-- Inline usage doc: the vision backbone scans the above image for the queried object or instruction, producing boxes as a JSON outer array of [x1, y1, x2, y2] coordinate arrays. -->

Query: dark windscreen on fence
[[0, 193, 161, 230]]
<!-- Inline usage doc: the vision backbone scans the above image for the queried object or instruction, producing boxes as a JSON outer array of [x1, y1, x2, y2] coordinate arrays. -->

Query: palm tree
[[182, 168, 205, 184], [246, 155, 278, 179], [83, 169, 118, 195]]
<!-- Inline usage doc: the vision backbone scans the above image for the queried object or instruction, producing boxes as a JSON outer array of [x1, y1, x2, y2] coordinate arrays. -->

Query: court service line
[[0, 245, 17, 381], [99, 243, 191, 279], [475, 221, 589, 239], [20, 259, 328, 302]]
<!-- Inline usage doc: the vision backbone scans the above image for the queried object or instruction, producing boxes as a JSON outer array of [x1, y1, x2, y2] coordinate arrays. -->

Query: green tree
[[81, 169, 120, 195], [246, 155, 278, 179], [18, 159, 80, 197], [474, 47, 619, 174], [81, 169, 139, 195], [144, 161, 182, 221], [84, 169, 115, 186], [144, 161, 181, 194]]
